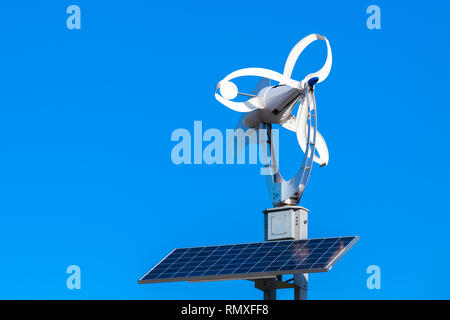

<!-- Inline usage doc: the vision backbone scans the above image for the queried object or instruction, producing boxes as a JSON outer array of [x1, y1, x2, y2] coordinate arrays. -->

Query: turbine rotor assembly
[[215, 34, 332, 207]]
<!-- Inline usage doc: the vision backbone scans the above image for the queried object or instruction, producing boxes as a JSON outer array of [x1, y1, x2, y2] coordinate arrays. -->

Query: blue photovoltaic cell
[[138, 236, 358, 284]]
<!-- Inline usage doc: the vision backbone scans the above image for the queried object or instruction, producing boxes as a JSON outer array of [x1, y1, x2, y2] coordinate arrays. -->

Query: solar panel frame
[[138, 236, 358, 284]]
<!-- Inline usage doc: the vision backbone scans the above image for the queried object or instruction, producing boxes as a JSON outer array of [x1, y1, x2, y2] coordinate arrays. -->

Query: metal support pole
[[294, 273, 308, 300], [261, 279, 277, 300], [264, 288, 276, 300]]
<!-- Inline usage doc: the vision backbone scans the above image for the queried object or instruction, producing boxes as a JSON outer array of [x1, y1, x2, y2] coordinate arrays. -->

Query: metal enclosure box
[[263, 206, 309, 241]]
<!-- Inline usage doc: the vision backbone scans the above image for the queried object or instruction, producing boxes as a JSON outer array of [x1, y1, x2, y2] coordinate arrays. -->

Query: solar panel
[[138, 236, 358, 284]]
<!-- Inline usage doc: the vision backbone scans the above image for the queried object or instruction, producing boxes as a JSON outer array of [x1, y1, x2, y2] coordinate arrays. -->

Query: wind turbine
[[215, 34, 332, 206]]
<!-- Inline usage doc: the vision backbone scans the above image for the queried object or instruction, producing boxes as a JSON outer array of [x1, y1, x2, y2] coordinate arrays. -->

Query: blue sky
[[0, 1, 449, 299]]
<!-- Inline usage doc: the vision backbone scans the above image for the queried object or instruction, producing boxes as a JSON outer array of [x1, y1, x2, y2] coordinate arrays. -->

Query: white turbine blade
[[228, 121, 263, 162], [283, 34, 319, 78], [296, 97, 309, 155], [234, 78, 271, 157], [221, 67, 291, 84], [252, 77, 271, 95], [280, 114, 297, 132], [304, 35, 332, 84], [314, 130, 329, 167], [282, 34, 332, 84], [295, 96, 328, 166], [236, 77, 271, 131]]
